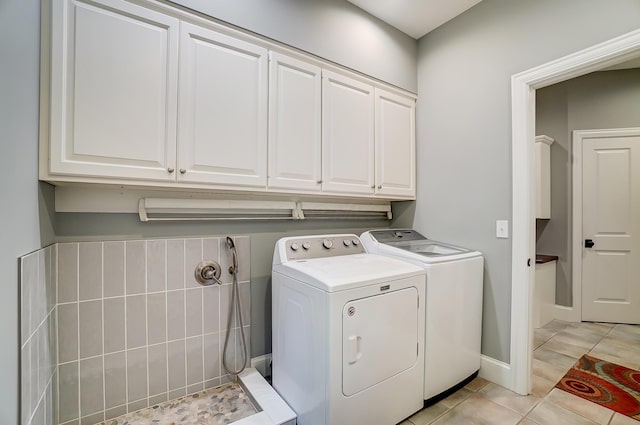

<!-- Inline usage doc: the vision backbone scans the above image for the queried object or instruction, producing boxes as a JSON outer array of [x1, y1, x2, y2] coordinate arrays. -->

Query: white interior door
[[581, 130, 640, 324]]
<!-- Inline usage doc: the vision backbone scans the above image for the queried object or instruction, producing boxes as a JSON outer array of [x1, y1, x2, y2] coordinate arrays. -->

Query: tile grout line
[[165, 239, 170, 404], [144, 240, 150, 411], [124, 242, 129, 413], [75, 243, 80, 422], [101, 241, 106, 423]]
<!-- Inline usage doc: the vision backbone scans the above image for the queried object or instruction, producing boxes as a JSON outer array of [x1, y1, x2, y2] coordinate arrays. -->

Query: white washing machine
[[360, 229, 484, 402], [272, 234, 425, 425]]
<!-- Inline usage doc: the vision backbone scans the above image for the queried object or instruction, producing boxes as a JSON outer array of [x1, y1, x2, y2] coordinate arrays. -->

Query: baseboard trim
[[553, 304, 579, 322], [478, 355, 511, 388]]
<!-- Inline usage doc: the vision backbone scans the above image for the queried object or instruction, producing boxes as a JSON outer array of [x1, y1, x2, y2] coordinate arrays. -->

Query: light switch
[[496, 220, 509, 238]]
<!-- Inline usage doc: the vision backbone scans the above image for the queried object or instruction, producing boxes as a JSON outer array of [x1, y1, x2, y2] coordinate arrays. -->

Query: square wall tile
[[126, 295, 147, 349], [147, 240, 166, 293], [78, 300, 102, 359], [147, 292, 167, 345], [58, 303, 78, 363], [103, 241, 125, 298], [103, 297, 125, 354], [58, 243, 78, 304], [184, 239, 203, 289], [167, 240, 184, 290], [125, 241, 146, 295], [79, 356, 104, 416], [78, 242, 102, 301]]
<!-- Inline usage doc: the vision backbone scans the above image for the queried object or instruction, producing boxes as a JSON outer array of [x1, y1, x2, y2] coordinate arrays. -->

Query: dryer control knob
[[302, 242, 311, 250], [343, 240, 351, 247], [290, 243, 299, 251], [322, 239, 333, 249], [352, 239, 360, 246]]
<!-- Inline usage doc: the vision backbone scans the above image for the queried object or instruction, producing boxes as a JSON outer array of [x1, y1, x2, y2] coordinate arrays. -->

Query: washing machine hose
[[222, 236, 249, 378]]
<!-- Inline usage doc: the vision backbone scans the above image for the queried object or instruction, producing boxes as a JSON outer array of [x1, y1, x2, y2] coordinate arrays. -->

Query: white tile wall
[[20, 245, 57, 425], [54, 236, 251, 424]]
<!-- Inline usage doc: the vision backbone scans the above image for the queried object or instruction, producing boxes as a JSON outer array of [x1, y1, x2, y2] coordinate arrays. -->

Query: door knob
[[585, 239, 595, 248]]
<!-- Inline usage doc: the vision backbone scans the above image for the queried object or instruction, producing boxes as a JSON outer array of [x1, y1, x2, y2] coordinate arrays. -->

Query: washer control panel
[[285, 235, 365, 260]]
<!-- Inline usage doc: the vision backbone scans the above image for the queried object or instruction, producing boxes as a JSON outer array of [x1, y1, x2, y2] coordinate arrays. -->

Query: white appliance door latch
[[348, 335, 362, 364]]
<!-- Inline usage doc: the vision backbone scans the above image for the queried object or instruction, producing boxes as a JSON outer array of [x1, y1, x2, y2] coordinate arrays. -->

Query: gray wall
[[0, 0, 50, 422], [414, 0, 640, 362], [536, 68, 640, 307], [170, 0, 418, 92]]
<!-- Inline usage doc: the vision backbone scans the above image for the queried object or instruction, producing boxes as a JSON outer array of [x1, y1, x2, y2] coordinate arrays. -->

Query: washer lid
[[361, 229, 482, 264], [272, 253, 424, 292]]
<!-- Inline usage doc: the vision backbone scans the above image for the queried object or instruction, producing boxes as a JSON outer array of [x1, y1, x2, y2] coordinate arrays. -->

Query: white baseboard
[[251, 354, 272, 378], [478, 355, 511, 388], [553, 304, 579, 322]]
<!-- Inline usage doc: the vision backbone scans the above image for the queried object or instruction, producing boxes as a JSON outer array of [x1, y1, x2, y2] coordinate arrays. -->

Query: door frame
[[509, 29, 640, 395], [572, 127, 640, 324]]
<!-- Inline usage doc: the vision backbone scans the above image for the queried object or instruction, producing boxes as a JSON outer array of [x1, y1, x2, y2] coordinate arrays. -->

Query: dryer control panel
[[284, 235, 365, 261]]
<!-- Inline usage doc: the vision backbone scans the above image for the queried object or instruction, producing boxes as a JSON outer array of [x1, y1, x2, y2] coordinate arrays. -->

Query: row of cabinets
[[42, 0, 416, 199]]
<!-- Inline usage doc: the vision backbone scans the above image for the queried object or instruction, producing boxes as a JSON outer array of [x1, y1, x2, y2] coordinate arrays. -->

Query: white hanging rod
[[138, 198, 392, 222]]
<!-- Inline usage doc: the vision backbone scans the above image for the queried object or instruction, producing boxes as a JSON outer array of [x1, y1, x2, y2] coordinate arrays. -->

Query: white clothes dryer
[[272, 234, 425, 425], [360, 229, 484, 402]]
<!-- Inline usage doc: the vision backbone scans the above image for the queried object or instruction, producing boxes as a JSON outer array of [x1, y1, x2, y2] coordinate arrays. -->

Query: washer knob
[[290, 243, 299, 251], [352, 239, 360, 246], [322, 239, 333, 249], [302, 242, 311, 250], [343, 240, 351, 247]]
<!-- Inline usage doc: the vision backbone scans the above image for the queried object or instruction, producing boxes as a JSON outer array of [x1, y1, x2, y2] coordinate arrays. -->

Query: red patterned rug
[[556, 354, 640, 421]]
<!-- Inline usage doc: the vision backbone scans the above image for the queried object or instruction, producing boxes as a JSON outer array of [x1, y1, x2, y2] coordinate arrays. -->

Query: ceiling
[[346, 0, 483, 39]]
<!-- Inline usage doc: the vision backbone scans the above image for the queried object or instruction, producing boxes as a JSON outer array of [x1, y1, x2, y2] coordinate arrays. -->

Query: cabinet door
[[375, 89, 416, 198], [268, 52, 322, 191], [322, 70, 374, 195], [178, 22, 268, 187], [49, 0, 179, 181]]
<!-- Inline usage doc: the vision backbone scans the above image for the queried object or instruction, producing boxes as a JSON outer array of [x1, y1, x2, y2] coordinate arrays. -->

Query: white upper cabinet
[[375, 88, 416, 198], [268, 52, 322, 191], [321, 70, 375, 195], [48, 0, 179, 181], [177, 22, 268, 187], [535, 135, 554, 219], [42, 0, 416, 201]]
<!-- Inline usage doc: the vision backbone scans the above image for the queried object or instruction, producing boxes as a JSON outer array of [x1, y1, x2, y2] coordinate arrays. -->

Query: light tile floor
[[402, 320, 640, 425]]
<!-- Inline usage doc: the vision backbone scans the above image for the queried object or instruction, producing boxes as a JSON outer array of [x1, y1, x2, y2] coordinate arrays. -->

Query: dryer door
[[342, 287, 419, 396]]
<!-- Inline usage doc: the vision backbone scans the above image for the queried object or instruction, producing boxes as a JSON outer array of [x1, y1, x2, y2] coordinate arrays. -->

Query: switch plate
[[496, 220, 509, 238]]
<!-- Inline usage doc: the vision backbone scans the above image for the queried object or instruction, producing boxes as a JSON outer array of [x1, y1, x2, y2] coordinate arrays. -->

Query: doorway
[[510, 29, 640, 395]]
